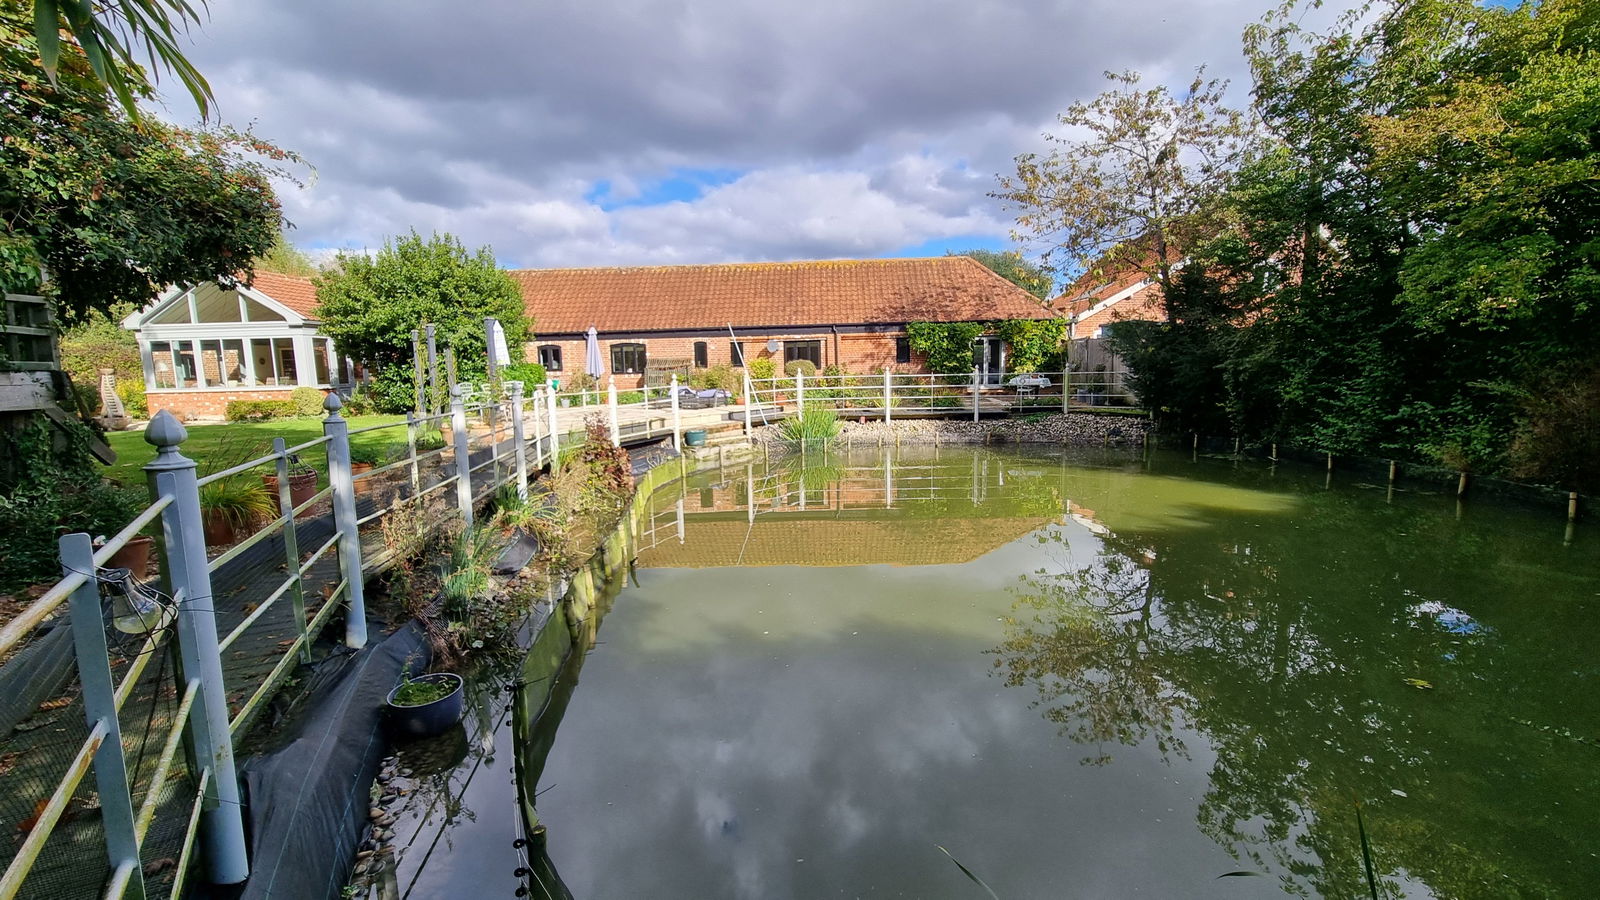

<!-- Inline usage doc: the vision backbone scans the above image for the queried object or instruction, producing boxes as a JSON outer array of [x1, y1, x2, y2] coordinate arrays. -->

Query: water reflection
[[519, 447, 1598, 899]]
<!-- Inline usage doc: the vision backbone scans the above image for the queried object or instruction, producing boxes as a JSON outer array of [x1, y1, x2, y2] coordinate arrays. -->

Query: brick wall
[[147, 387, 305, 420], [523, 329, 927, 388], [1072, 283, 1165, 339]]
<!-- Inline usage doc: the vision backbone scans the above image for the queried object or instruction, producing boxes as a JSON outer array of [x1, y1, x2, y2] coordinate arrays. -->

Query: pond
[[410, 445, 1600, 898]]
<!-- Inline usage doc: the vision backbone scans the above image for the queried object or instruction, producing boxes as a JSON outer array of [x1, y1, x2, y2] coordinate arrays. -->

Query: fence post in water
[[545, 381, 561, 471], [669, 374, 682, 451], [271, 438, 310, 662], [324, 395, 368, 648], [1062, 368, 1069, 414], [607, 376, 621, 445], [1570, 492, 1580, 523], [1457, 471, 1470, 498], [882, 367, 892, 425], [510, 382, 529, 501], [143, 412, 249, 885], [796, 370, 804, 416], [972, 367, 980, 423], [451, 385, 474, 527], [1388, 460, 1398, 485], [60, 532, 145, 898], [743, 373, 754, 438], [405, 413, 422, 498]]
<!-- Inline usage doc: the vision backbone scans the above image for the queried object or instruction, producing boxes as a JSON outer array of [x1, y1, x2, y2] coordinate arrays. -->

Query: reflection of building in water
[[636, 452, 1114, 568]]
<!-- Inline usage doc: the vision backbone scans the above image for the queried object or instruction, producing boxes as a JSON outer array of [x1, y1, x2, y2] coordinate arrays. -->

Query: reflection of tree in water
[[992, 530, 1193, 766], [991, 489, 1600, 899]]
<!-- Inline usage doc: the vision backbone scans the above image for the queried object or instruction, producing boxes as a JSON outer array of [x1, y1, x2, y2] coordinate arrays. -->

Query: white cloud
[[163, 0, 1275, 267]]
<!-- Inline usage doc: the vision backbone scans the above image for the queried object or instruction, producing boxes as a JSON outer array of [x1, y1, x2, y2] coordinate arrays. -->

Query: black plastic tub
[[385, 672, 465, 740]]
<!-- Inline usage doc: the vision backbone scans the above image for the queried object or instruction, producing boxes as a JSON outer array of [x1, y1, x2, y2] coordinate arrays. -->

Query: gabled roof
[[509, 256, 1057, 334], [248, 271, 319, 318]]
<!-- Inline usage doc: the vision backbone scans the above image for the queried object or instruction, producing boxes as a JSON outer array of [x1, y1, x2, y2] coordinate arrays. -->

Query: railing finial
[[144, 409, 188, 451], [323, 391, 344, 419]]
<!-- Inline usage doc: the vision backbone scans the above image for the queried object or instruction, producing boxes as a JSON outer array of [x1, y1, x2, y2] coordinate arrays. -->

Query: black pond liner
[[228, 622, 429, 900]]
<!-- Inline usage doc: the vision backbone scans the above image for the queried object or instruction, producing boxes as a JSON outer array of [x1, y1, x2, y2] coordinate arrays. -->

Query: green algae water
[[518, 446, 1599, 899]]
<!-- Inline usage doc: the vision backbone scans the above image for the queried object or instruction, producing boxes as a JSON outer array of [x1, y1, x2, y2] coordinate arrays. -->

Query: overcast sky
[[159, 0, 1277, 269]]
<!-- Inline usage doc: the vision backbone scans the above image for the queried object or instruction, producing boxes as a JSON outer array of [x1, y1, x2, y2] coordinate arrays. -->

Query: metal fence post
[[60, 533, 145, 898], [424, 324, 440, 416], [669, 374, 682, 451], [1062, 367, 1070, 414], [882, 367, 892, 424], [972, 367, 980, 423], [322, 395, 368, 648], [743, 373, 754, 437], [271, 438, 309, 662], [411, 330, 425, 416], [607, 376, 621, 445], [510, 382, 529, 501], [143, 412, 248, 885], [796, 370, 804, 415], [451, 385, 474, 526], [545, 380, 561, 470]]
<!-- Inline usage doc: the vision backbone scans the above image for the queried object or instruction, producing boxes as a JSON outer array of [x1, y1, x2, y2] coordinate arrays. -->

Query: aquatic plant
[[778, 405, 842, 446], [392, 674, 452, 707]]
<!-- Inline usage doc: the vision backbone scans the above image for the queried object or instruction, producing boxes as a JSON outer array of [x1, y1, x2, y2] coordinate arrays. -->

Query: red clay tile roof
[[509, 256, 1056, 334], [247, 271, 319, 319]]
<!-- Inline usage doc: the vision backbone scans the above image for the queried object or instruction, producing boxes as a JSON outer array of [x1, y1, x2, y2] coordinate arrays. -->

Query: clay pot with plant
[[385, 672, 464, 740], [199, 477, 275, 549], [106, 534, 156, 577], [262, 456, 318, 517], [349, 444, 385, 495]]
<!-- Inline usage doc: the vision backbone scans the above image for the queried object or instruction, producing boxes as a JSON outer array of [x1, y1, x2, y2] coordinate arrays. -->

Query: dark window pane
[[783, 340, 822, 367], [611, 342, 646, 374], [729, 341, 745, 366], [538, 345, 563, 371], [895, 337, 911, 364], [693, 341, 708, 368]]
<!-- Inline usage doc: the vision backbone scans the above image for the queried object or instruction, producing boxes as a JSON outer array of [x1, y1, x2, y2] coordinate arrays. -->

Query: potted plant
[[385, 672, 465, 740], [262, 456, 318, 517], [349, 444, 384, 494], [106, 533, 156, 577], [199, 477, 274, 549]]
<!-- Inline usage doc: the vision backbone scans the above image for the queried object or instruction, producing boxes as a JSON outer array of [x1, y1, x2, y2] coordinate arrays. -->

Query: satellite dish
[[765, 339, 781, 353]]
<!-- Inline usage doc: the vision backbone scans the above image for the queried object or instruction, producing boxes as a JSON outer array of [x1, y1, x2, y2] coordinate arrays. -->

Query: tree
[[254, 232, 320, 277], [994, 69, 1249, 292], [1, 3, 294, 325], [951, 249, 1053, 299], [316, 232, 531, 412], [30, 0, 214, 120]]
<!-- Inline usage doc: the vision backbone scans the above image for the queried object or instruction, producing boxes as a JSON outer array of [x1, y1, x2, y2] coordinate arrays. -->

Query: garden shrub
[[784, 359, 818, 378], [498, 362, 547, 390], [226, 399, 298, 422], [115, 378, 147, 418], [747, 357, 776, 381], [290, 386, 326, 417], [689, 365, 737, 392]]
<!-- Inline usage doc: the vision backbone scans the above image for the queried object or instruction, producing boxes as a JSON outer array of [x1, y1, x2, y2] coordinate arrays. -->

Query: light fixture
[[102, 567, 175, 634]]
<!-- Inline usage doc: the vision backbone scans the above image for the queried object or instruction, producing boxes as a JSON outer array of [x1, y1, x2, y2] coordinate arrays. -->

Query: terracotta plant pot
[[262, 470, 319, 517], [107, 535, 154, 577], [351, 461, 375, 495], [202, 510, 236, 548]]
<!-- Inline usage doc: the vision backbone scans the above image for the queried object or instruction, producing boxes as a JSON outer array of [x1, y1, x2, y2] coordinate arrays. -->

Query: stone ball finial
[[323, 392, 343, 414], [144, 410, 188, 449]]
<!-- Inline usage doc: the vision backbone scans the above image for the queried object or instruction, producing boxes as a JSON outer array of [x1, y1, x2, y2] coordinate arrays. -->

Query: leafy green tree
[[316, 232, 531, 413], [994, 69, 1249, 292], [1, 3, 293, 325], [951, 249, 1053, 299], [254, 233, 320, 277], [905, 321, 984, 374]]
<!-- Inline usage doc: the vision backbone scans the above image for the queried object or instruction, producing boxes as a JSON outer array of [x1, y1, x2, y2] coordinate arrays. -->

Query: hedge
[[226, 399, 298, 422]]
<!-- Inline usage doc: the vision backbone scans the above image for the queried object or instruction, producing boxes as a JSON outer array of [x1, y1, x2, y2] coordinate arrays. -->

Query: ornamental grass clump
[[779, 405, 842, 447]]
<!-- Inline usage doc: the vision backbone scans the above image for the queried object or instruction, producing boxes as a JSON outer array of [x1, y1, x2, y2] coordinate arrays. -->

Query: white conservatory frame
[[123, 282, 343, 394]]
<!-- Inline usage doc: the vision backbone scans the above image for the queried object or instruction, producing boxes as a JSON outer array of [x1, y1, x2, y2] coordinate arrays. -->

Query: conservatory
[[122, 272, 348, 419]]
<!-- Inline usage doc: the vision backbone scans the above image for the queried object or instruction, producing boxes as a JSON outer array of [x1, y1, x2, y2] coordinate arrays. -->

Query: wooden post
[[323, 395, 367, 648], [451, 385, 473, 525], [796, 370, 805, 415], [1569, 491, 1580, 523], [1457, 471, 1470, 498], [1061, 368, 1069, 414], [1326, 451, 1334, 471], [510, 382, 528, 501], [424, 324, 440, 415], [743, 373, 754, 438], [971, 367, 980, 423], [411, 329, 425, 416], [1388, 460, 1398, 485]]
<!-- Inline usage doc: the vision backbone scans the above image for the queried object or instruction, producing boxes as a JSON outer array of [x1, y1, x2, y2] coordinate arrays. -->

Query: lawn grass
[[103, 415, 408, 488]]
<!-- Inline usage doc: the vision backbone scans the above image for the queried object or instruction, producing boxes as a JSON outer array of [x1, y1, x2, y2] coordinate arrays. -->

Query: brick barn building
[[510, 256, 1058, 388], [123, 272, 349, 419]]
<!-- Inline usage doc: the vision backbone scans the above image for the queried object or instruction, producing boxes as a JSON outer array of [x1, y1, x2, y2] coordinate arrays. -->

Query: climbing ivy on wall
[[906, 320, 1065, 374], [905, 322, 985, 374]]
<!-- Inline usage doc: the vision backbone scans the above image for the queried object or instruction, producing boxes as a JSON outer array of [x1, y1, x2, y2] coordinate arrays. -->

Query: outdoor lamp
[[102, 567, 175, 635]]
